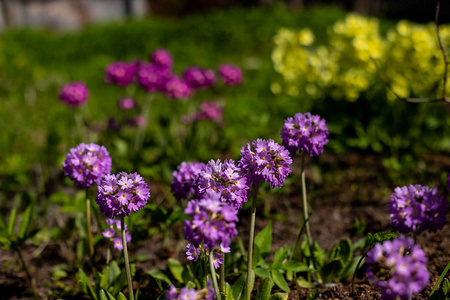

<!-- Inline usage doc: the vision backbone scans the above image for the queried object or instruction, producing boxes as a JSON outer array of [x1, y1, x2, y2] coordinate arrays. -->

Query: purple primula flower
[[366, 236, 429, 300], [117, 97, 136, 110], [63, 143, 112, 188], [212, 253, 224, 269], [196, 159, 250, 209], [388, 184, 448, 234], [105, 62, 136, 86], [206, 280, 215, 300], [59, 82, 89, 107], [186, 243, 201, 261], [127, 115, 148, 127], [281, 112, 329, 157], [96, 172, 151, 218], [151, 49, 173, 69], [194, 101, 223, 123], [137, 63, 172, 92], [218, 64, 242, 86], [183, 67, 216, 89], [165, 77, 193, 100], [238, 139, 293, 189], [166, 283, 214, 300], [103, 218, 132, 249], [166, 286, 178, 300], [171, 161, 206, 201], [184, 192, 238, 252]]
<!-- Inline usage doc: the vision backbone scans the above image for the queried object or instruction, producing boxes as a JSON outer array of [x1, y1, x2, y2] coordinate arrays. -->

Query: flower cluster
[[96, 172, 151, 218], [280, 112, 329, 157], [117, 97, 136, 111], [196, 159, 250, 209], [238, 139, 293, 188], [102, 219, 131, 251], [59, 82, 89, 107], [171, 161, 206, 201], [182, 101, 223, 124], [62, 143, 112, 188], [105, 62, 136, 86], [137, 62, 173, 93], [166, 280, 214, 300], [184, 192, 238, 263], [165, 77, 193, 100], [366, 236, 429, 300], [388, 184, 448, 234], [183, 67, 216, 89], [218, 64, 243, 86], [151, 48, 173, 69]]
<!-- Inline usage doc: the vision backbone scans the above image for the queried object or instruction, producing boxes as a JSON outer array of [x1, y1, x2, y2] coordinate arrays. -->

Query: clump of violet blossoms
[[218, 64, 242, 86], [166, 280, 215, 300], [184, 192, 238, 267], [171, 161, 206, 201], [194, 101, 223, 123], [165, 77, 193, 100], [105, 62, 136, 86], [137, 63, 172, 92], [103, 219, 131, 251], [366, 236, 429, 300], [96, 172, 151, 218], [183, 66, 216, 89], [196, 159, 250, 209], [117, 97, 136, 111], [388, 184, 448, 234], [151, 48, 173, 69], [238, 139, 293, 188], [63, 143, 112, 188], [281, 112, 329, 157], [59, 82, 89, 107]]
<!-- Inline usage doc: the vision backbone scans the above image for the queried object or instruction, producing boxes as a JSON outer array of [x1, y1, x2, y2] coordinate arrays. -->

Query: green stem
[[209, 251, 221, 300], [134, 93, 153, 152], [86, 189, 94, 257], [430, 260, 450, 296], [351, 251, 367, 295], [301, 152, 312, 247], [121, 217, 135, 300], [16, 247, 39, 298], [220, 257, 225, 292], [246, 183, 260, 300]]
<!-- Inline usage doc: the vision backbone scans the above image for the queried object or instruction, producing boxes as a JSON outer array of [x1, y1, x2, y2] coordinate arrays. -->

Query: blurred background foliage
[[0, 4, 448, 204]]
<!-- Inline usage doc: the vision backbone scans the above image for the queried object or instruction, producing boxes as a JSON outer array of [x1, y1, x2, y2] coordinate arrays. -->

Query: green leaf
[[271, 247, 290, 269], [312, 242, 324, 268], [255, 277, 273, 300], [155, 291, 166, 300], [269, 292, 288, 300], [254, 267, 270, 279], [18, 203, 33, 239], [117, 292, 127, 300], [443, 278, 450, 295], [77, 269, 98, 300], [232, 274, 246, 300], [168, 258, 184, 283], [306, 289, 318, 300], [339, 256, 361, 280], [297, 278, 314, 288], [271, 270, 290, 293], [8, 208, 17, 236], [147, 270, 172, 286], [99, 289, 116, 300], [254, 222, 272, 259], [108, 261, 122, 287], [366, 232, 398, 248], [223, 282, 234, 300], [281, 261, 311, 273], [321, 259, 344, 283]]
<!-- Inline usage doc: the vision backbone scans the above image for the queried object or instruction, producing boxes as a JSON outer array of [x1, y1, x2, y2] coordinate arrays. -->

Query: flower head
[[366, 236, 429, 300], [171, 161, 206, 201], [166, 280, 215, 300], [238, 139, 293, 188], [218, 64, 242, 86], [137, 63, 172, 92], [96, 172, 150, 218], [281, 112, 329, 156], [63, 143, 112, 188], [127, 115, 147, 127], [59, 82, 89, 107], [103, 219, 131, 250], [194, 101, 223, 123], [117, 97, 136, 110], [184, 192, 238, 251], [388, 184, 448, 234], [183, 67, 216, 89], [165, 77, 193, 100], [105, 62, 136, 86], [151, 49, 173, 69], [196, 159, 250, 209]]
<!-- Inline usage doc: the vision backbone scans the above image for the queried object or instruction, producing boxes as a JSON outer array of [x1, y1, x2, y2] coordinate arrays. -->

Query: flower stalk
[[246, 183, 260, 300], [121, 217, 135, 300], [209, 250, 221, 300]]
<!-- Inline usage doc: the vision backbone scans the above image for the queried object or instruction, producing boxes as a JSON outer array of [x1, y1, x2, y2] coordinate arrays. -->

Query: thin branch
[[435, 0, 449, 100]]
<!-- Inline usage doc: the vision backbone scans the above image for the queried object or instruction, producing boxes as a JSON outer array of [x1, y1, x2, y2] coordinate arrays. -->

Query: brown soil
[[1, 152, 449, 299]]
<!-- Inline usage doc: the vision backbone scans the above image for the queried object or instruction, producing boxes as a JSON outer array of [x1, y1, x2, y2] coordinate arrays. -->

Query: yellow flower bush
[[272, 14, 450, 102]]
